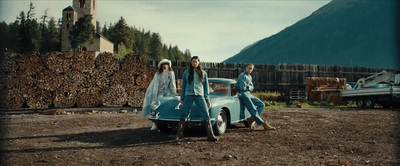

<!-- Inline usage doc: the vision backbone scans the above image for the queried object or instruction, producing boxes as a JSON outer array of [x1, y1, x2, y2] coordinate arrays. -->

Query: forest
[[0, 2, 191, 61]]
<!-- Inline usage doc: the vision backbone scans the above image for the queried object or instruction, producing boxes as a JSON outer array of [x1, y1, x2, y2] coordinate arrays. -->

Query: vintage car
[[149, 78, 252, 135]]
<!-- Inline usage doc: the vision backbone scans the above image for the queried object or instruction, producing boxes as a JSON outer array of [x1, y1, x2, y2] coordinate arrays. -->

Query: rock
[[120, 110, 128, 113], [224, 154, 233, 159], [42, 109, 66, 115], [132, 109, 138, 114]]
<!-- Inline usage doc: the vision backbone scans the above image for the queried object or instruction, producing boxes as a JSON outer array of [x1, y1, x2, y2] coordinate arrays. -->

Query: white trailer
[[340, 70, 400, 108]]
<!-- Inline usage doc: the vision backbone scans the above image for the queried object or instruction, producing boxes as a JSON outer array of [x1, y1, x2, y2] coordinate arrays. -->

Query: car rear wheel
[[365, 97, 376, 109], [356, 98, 365, 108], [213, 109, 227, 135]]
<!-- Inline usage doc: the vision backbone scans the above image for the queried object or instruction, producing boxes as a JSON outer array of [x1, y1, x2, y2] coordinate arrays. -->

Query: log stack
[[127, 89, 146, 107], [102, 84, 127, 107], [53, 84, 77, 108], [95, 52, 119, 76], [71, 51, 95, 73], [26, 88, 52, 109], [76, 87, 102, 108], [0, 51, 156, 110], [45, 52, 72, 74]]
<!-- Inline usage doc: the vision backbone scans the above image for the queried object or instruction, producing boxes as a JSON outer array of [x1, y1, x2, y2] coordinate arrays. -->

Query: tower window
[[80, 0, 86, 8], [67, 13, 71, 20], [67, 24, 69, 28]]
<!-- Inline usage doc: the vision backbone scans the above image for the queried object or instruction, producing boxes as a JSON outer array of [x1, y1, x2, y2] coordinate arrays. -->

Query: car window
[[209, 82, 230, 95]]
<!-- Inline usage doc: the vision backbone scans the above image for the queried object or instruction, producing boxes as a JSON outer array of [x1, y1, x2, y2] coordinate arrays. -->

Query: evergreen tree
[[69, 15, 95, 50], [17, 2, 40, 53], [109, 17, 131, 52], [40, 17, 60, 53], [148, 33, 163, 60], [96, 20, 101, 33], [116, 42, 127, 59], [184, 49, 191, 60]]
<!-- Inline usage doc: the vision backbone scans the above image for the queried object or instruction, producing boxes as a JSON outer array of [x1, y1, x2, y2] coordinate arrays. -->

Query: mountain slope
[[224, 0, 399, 69]]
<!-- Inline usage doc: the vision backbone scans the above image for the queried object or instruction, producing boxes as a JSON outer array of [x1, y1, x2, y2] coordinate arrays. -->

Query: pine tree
[[116, 42, 127, 59], [17, 2, 40, 53], [69, 15, 95, 50], [109, 17, 131, 52], [149, 33, 163, 60]]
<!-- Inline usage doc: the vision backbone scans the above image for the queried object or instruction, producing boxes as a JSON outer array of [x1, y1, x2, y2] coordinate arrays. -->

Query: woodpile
[[26, 88, 52, 109], [45, 52, 72, 74], [306, 77, 347, 104], [53, 85, 77, 108], [0, 51, 20, 73], [76, 87, 102, 108], [102, 84, 127, 107], [0, 89, 24, 110], [71, 51, 95, 73], [0, 51, 155, 110], [127, 89, 146, 107], [121, 53, 147, 71], [95, 52, 119, 76], [36, 70, 63, 91]]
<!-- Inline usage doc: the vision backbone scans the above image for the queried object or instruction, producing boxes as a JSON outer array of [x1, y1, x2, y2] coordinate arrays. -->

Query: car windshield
[[209, 82, 230, 95]]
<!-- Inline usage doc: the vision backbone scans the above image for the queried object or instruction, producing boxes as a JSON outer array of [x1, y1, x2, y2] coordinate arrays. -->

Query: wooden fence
[[147, 59, 393, 93]]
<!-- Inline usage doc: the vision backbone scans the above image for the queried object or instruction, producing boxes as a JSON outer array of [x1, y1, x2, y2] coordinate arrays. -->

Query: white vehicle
[[340, 70, 400, 108]]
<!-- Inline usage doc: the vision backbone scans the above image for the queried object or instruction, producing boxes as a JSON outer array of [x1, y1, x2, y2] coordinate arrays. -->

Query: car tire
[[356, 98, 365, 108], [380, 102, 391, 109], [365, 97, 376, 109], [213, 109, 228, 135], [156, 121, 172, 133]]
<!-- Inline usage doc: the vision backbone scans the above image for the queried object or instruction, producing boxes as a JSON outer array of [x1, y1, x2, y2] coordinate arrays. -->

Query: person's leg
[[193, 96, 210, 121], [249, 95, 265, 116], [176, 95, 194, 140], [194, 96, 217, 141], [240, 93, 264, 125], [179, 96, 195, 121], [247, 94, 275, 130]]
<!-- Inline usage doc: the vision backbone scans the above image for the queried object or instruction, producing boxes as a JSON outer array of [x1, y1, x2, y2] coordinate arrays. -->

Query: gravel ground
[[1, 107, 400, 165]]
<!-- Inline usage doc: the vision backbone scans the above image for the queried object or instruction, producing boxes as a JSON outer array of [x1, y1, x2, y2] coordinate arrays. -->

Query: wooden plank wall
[[146, 59, 392, 92]]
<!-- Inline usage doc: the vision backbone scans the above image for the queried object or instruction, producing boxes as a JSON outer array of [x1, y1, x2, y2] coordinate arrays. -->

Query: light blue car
[[149, 78, 252, 135]]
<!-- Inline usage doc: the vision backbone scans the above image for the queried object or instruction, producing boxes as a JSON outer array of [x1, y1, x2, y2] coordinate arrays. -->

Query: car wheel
[[356, 98, 365, 108], [365, 97, 376, 109], [213, 109, 227, 135], [156, 121, 172, 133], [380, 102, 391, 109]]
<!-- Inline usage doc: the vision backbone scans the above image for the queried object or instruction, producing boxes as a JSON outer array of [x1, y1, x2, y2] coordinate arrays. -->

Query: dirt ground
[[1, 107, 400, 165]]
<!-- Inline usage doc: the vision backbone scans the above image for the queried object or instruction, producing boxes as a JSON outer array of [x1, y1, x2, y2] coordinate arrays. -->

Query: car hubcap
[[217, 114, 226, 132]]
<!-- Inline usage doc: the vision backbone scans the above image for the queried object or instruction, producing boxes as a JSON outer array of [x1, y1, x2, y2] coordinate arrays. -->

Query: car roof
[[209, 78, 236, 84]]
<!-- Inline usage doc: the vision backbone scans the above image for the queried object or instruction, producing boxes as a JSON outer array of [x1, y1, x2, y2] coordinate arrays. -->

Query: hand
[[206, 101, 211, 108], [179, 100, 183, 106]]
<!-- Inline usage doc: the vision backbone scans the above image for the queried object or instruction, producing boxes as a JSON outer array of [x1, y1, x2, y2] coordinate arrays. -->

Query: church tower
[[61, 0, 113, 55], [61, 6, 77, 51], [72, 0, 97, 30], [61, 0, 97, 51]]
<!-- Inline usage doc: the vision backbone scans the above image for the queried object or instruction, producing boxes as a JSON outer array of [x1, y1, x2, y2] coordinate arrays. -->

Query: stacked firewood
[[0, 51, 155, 110]]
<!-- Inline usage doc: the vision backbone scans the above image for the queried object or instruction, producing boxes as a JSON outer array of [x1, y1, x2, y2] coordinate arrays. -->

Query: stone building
[[61, 0, 113, 56]]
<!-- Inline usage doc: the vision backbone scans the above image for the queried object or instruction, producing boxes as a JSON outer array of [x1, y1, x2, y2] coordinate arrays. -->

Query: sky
[[0, 0, 331, 62]]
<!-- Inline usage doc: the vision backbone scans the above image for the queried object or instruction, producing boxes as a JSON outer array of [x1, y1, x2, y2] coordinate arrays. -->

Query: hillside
[[224, 0, 399, 69]]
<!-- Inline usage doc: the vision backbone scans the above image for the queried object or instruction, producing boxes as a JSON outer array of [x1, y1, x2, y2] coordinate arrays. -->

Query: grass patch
[[251, 92, 353, 109]]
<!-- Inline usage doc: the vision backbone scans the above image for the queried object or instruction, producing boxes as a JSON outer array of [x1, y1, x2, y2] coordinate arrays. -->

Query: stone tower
[[72, 0, 97, 29], [61, 0, 97, 51]]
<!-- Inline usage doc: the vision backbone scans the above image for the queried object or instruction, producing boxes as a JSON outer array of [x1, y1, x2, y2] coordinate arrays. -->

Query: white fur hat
[[158, 59, 172, 68]]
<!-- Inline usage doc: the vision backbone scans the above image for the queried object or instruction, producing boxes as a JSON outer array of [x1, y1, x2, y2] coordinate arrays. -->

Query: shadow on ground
[[0, 125, 216, 154]]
